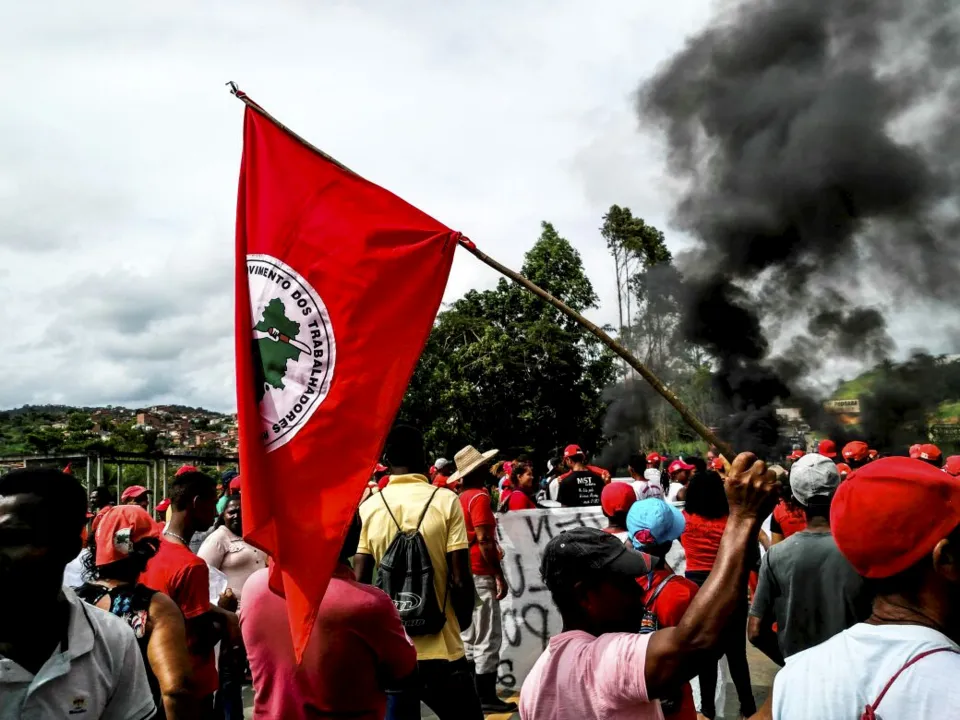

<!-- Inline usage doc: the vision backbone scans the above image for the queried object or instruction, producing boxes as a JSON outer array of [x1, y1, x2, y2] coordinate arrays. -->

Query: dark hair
[[687, 456, 707, 477], [0, 468, 87, 545], [91, 485, 114, 510], [83, 535, 159, 582], [684, 470, 729, 519], [383, 425, 426, 474], [511, 462, 533, 483], [803, 495, 832, 521], [628, 454, 645, 474], [339, 513, 362, 563], [169, 470, 217, 511]]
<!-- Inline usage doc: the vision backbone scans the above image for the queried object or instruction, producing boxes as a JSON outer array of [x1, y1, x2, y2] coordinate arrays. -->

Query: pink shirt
[[239, 566, 417, 720], [197, 525, 266, 601], [520, 630, 664, 720]]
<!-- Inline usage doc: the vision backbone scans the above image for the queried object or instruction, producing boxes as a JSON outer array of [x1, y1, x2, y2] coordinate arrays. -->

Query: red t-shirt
[[507, 490, 537, 511], [459, 488, 497, 576], [637, 569, 699, 720], [680, 512, 728, 573], [141, 539, 218, 697], [240, 566, 417, 720], [771, 500, 806, 538]]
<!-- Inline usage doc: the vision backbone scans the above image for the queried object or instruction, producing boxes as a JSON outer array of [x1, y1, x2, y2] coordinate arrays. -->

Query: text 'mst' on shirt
[[556, 469, 605, 507]]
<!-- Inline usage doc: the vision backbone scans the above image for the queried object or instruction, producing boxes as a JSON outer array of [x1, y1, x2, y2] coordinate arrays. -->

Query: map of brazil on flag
[[234, 97, 458, 660]]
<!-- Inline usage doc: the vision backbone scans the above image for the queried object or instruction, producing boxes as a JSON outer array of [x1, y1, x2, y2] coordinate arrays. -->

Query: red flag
[[234, 101, 457, 660]]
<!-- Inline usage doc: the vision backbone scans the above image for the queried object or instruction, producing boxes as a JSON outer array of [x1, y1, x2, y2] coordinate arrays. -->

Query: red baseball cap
[[909, 444, 922, 459], [918, 444, 942, 463], [787, 449, 806, 461], [120, 485, 149, 502], [943, 456, 960, 477], [836, 462, 852, 479], [601, 482, 637, 517], [817, 439, 838, 459], [229, 477, 242, 492], [831, 457, 960, 578], [668, 459, 694, 475], [842, 441, 869, 462], [155, 498, 171, 513], [564, 444, 584, 458], [175, 464, 199, 476], [94, 505, 160, 566], [710, 457, 725, 471], [646, 452, 662, 464]]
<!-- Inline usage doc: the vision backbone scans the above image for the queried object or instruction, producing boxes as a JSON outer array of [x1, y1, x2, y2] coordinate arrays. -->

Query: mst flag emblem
[[247, 253, 336, 452]]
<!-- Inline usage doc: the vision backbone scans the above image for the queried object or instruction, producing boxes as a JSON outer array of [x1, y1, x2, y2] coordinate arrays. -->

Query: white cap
[[434, 458, 450, 470], [790, 453, 841, 505]]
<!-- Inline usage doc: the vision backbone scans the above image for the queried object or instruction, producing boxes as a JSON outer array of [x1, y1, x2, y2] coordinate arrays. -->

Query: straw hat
[[448, 445, 499, 483]]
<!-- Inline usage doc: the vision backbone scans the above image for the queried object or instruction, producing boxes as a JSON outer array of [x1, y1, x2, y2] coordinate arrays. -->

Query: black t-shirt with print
[[556, 469, 605, 507]]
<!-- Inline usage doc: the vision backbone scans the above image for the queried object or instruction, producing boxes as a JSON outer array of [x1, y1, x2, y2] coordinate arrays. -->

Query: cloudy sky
[[3, 1, 947, 412]]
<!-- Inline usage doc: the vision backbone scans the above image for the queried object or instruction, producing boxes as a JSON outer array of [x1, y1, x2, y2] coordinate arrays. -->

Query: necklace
[[163, 529, 188, 544]]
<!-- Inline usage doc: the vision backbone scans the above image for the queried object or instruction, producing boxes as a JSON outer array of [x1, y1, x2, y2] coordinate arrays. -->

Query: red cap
[[668, 459, 694, 475], [175, 464, 199, 476], [710, 457, 725, 471], [909, 444, 922, 459], [155, 498, 171, 513], [564, 444, 584, 458], [842, 441, 869, 462], [831, 457, 960, 578], [817, 439, 838, 459], [601, 482, 637, 517], [836, 462, 852, 479], [374, 463, 389, 474], [918, 444, 942, 463], [229, 477, 242, 492], [943, 456, 960, 477], [646, 452, 662, 464], [868, 448, 879, 460], [787, 449, 806, 461], [94, 505, 160, 566], [120, 485, 149, 502]]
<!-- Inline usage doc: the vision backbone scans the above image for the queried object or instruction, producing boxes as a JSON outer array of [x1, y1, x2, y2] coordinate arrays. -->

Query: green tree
[[398, 221, 615, 463]]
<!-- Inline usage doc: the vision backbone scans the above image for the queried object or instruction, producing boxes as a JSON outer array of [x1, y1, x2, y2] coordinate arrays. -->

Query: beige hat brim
[[448, 448, 499, 483]]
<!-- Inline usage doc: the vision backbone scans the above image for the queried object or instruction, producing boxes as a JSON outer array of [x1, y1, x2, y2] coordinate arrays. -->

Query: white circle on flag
[[247, 254, 336, 452]]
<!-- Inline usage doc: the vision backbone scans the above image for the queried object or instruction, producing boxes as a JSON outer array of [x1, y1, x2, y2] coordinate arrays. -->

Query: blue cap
[[626, 498, 686, 550]]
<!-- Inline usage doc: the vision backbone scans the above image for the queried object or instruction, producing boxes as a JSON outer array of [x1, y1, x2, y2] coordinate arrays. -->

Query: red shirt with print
[[637, 569, 699, 720], [681, 512, 728, 573], [142, 539, 219, 697], [507, 490, 537, 511], [459, 488, 497, 576]]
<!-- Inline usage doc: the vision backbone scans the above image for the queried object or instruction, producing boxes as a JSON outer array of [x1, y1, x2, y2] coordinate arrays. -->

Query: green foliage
[[254, 299, 302, 392], [398, 221, 615, 462]]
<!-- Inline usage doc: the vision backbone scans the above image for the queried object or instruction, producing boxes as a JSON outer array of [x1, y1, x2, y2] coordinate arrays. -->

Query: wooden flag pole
[[227, 82, 734, 459], [456, 237, 734, 458]]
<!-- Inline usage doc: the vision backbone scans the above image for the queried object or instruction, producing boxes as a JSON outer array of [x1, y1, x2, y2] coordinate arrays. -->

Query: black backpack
[[375, 488, 447, 636]]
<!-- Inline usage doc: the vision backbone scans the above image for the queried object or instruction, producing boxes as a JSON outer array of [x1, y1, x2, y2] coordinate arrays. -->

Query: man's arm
[[469, 493, 508, 600], [747, 554, 785, 666], [147, 592, 199, 719], [448, 549, 476, 631], [644, 453, 776, 700], [354, 552, 375, 584]]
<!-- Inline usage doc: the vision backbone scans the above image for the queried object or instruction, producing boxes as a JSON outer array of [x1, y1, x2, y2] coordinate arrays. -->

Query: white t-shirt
[[0, 586, 155, 720], [666, 482, 684, 502], [774, 622, 960, 719]]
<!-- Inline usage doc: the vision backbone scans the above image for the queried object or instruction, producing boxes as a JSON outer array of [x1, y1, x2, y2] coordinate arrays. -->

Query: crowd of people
[[2, 432, 960, 719]]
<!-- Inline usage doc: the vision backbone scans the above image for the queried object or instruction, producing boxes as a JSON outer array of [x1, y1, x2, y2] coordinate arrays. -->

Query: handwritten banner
[[494, 505, 726, 710]]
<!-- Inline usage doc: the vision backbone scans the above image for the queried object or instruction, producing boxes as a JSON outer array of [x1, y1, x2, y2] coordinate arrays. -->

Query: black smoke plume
[[637, 0, 960, 455]]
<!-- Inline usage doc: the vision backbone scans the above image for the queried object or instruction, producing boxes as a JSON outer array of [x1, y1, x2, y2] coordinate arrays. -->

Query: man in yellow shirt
[[355, 425, 481, 720]]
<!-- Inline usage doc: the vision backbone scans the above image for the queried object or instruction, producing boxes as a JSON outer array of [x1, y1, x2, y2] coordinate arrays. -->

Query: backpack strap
[[646, 572, 676, 608], [415, 488, 441, 532], [863, 647, 960, 719], [379, 490, 403, 533]]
